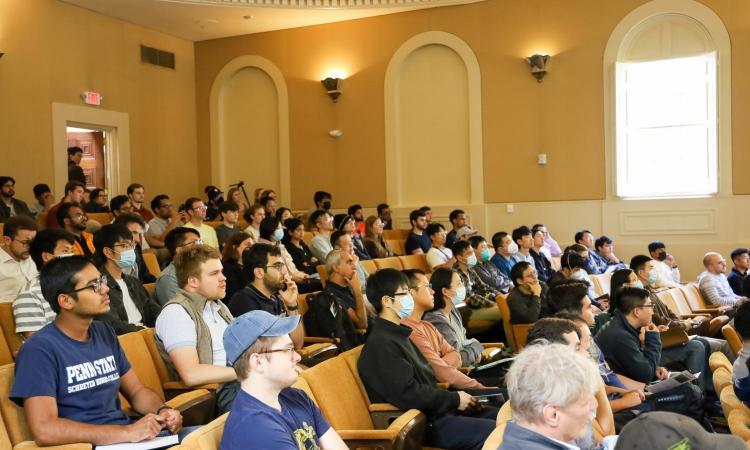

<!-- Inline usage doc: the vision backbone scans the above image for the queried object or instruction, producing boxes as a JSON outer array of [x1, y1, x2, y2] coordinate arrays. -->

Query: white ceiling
[[61, 0, 479, 42]]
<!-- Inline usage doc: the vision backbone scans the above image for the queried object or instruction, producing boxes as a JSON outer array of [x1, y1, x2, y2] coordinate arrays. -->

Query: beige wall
[[0, 0, 198, 204]]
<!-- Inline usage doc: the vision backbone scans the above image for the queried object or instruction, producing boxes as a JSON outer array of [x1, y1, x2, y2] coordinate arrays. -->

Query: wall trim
[[384, 30, 484, 207], [209, 55, 291, 204]]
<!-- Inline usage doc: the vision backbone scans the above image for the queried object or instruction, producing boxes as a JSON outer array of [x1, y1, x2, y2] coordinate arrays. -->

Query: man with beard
[[227, 243, 305, 349], [0, 176, 32, 222], [0, 215, 38, 299], [58, 202, 95, 257]]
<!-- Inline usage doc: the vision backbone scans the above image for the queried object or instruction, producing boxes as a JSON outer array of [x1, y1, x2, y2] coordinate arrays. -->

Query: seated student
[[93, 224, 160, 335], [377, 203, 392, 230], [507, 262, 549, 324], [282, 218, 319, 276], [533, 223, 562, 260], [529, 225, 554, 283], [509, 226, 535, 267], [525, 317, 583, 351], [183, 197, 220, 249], [153, 227, 202, 306], [549, 247, 602, 308], [574, 229, 605, 275], [425, 223, 455, 270], [47, 180, 85, 229], [594, 235, 624, 268], [275, 207, 292, 226], [732, 301, 750, 406], [698, 252, 747, 307], [490, 231, 516, 279], [1, 176, 33, 221], [29, 183, 54, 217], [404, 209, 431, 255], [227, 244, 305, 349], [11, 256, 184, 447], [402, 268, 497, 389], [215, 201, 241, 250], [84, 188, 110, 213], [331, 230, 369, 296], [13, 229, 75, 339], [324, 249, 369, 329], [145, 194, 182, 259], [113, 213, 157, 284], [155, 244, 237, 401], [109, 195, 132, 220], [0, 215, 39, 300], [358, 268, 498, 450], [127, 183, 154, 222], [363, 215, 394, 258], [307, 209, 334, 262], [469, 235, 511, 293], [424, 268, 485, 366], [648, 241, 681, 288], [500, 343, 602, 450], [220, 310, 348, 450], [347, 204, 367, 238], [204, 185, 224, 222], [728, 247, 749, 296], [308, 190, 332, 217], [453, 240, 502, 322], [445, 209, 466, 248], [334, 214, 370, 261], [419, 205, 433, 224], [259, 194, 276, 218], [221, 232, 253, 303], [57, 202, 95, 258], [257, 216, 321, 293]]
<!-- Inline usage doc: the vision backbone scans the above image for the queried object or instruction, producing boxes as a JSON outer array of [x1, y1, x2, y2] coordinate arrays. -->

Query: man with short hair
[[109, 195, 132, 220], [699, 252, 747, 307], [47, 180, 85, 228], [67, 146, 86, 184], [377, 203, 392, 230], [126, 183, 154, 222], [153, 227, 202, 306], [308, 209, 334, 262], [331, 230, 369, 298], [113, 213, 157, 283], [525, 317, 582, 349], [490, 231, 516, 279], [510, 226, 534, 267], [145, 194, 182, 253], [85, 188, 110, 213], [594, 235, 622, 268], [183, 197, 219, 249], [425, 223, 455, 270], [728, 248, 749, 296], [11, 255, 184, 446], [227, 244, 305, 349], [574, 229, 605, 274], [348, 204, 366, 237], [532, 223, 562, 260], [453, 240, 502, 326], [93, 224, 159, 335], [419, 206, 433, 224], [445, 209, 466, 248], [310, 191, 332, 216], [215, 201, 241, 250], [469, 235, 511, 293], [221, 310, 348, 450], [12, 229, 75, 339], [0, 176, 32, 222], [507, 261, 548, 324], [242, 204, 265, 244], [1, 215, 39, 300], [358, 268, 498, 449], [648, 241, 681, 288], [500, 343, 601, 449], [29, 183, 54, 217], [324, 249, 368, 329], [57, 202, 95, 257], [530, 226, 554, 283], [404, 209, 430, 255]]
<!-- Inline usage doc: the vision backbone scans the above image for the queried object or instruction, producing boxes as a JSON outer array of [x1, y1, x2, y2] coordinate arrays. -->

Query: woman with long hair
[[221, 232, 253, 302], [363, 215, 394, 258]]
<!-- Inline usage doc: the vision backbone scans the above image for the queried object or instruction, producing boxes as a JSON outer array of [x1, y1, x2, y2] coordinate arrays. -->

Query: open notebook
[[95, 434, 178, 450]]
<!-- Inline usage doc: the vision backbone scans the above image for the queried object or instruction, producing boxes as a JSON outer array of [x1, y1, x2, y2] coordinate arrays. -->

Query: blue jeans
[[425, 406, 498, 450], [660, 338, 711, 392]]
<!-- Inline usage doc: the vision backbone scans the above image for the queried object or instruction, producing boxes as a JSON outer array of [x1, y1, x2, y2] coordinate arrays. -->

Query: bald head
[[703, 252, 726, 274]]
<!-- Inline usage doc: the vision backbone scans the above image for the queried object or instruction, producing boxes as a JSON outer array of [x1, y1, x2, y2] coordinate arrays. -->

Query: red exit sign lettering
[[81, 91, 102, 106]]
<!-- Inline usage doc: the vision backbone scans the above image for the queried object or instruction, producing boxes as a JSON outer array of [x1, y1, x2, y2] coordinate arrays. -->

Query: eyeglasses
[[114, 242, 135, 251], [638, 304, 655, 309], [409, 282, 432, 291], [177, 238, 203, 248], [265, 262, 286, 271], [71, 213, 87, 220], [68, 274, 108, 294], [192, 205, 208, 211], [260, 346, 298, 359], [12, 238, 33, 247]]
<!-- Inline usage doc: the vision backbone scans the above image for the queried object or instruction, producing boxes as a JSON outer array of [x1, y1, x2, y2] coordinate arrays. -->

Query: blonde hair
[[364, 215, 393, 258], [174, 244, 221, 288]]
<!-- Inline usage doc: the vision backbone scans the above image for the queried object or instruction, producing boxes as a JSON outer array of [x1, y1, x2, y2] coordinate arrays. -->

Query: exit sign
[[81, 91, 103, 106]]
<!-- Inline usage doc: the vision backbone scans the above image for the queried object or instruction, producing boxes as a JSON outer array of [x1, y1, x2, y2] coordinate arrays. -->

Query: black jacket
[[222, 258, 249, 303], [0, 198, 32, 223], [357, 317, 459, 417], [68, 160, 86, 184], [283, 239, 319, 275], [98, 266, 161, 335], [595, 311, 661, 383]]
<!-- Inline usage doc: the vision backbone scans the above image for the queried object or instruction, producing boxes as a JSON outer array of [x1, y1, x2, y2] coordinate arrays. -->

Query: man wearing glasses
[[227, 244, 305, 350], [152, 227, 202, 306], [0, 215, 38, 299], [183, 197, 219, 249], [220, 310, 347, 450], [10, 255, 184, 446]]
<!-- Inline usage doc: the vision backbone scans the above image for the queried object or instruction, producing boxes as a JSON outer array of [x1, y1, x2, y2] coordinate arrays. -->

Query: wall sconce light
[[526, 54, 550, 83], [321, 77, 342, 102]]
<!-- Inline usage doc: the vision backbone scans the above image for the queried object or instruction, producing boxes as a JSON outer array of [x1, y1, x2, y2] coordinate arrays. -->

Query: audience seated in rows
[[699, 251, 747, 307], [594, 235, 624, 270], [215, 201, 241, 249], [12, 228, 74, 339], [377, 202, 392, 230], [0, 176, 32, 223], [94, 224, 160, 334], [221, 310, 347, 450], [84, 187, 110, 213], [47, 180, 85, 228], [490, 231, 516, 279], [30, 183, 54, 217], [153, 227, 201, 306], [445, 209, 466, 248], [534, 223, 562, 260], [110, 195, 132, 220], [426, 223, 455, 270], [648, 241, 681, 288], [282, 218, 319, 275], [358, 268, 498, 450], [114, 213, 157, 283], [530, 225, 554, 282], [221, 232, 253, 302], [575, 229, 605, 275], [507, 261, 549, 324], [11, 256, 185, 446], [510, 226, 535, 268], [468, 235, 511, 293], [323, 249, 369, 329], [0, 215, 38, 300], [728, 247, 749, 296], [405, 209, 430, 255], [183, 196, 219, 249], [241, 204, 265, 244], [331, 230, 369, 296], [127, 183, 154, 222], [145, 194, 180, 256], [363, 215, 394, 258], [453, 240, 503, 323], [307, 209, 334, 262], [257, 216, 321, 293], [58, 201, 95, 257], [334, 213, 370, 261]]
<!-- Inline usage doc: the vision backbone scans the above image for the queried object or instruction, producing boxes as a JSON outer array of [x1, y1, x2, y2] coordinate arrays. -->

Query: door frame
[[52, 102, 131, 198]]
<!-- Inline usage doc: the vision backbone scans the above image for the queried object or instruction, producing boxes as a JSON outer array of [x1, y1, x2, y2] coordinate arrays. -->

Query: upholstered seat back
[[0, 302, 21, 357], [181, 413, 228, 450], [0, 364, 31, 445], [118, 331, 165, 400]]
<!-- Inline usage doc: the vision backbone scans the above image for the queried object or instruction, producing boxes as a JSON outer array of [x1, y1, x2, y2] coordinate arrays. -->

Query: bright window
[[615, 53, 717, 198]]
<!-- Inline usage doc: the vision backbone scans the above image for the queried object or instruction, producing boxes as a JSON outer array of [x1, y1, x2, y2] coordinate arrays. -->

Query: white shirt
[[115, 278, 143, 326], [0, 247, 38, 301], [426, 247, 453, 269], [156, 301, 230, 366], [653, 260, 680, 288]]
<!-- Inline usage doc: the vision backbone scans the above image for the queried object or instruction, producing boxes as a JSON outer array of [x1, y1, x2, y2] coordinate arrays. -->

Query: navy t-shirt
[[405, 232, 431, 255], [11, 321, 131, 426], [221, 388, 330, 450]]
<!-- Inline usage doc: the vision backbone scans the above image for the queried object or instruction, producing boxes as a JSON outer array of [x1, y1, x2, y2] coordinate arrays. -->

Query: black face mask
[[657, 252, 667, 261], [322, 200, 331, 210]]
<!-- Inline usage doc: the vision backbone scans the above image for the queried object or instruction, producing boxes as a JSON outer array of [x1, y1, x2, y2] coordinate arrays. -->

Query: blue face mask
[[395, 292, 414, 319], [632, 280, 644, 289], [481, 248, 491, 262], [467, 254, 478, 267], [453, 286, 467, 305], [647, 269, 658, 286], [273, 229, 285, 242], [116, 249, 136, 269]]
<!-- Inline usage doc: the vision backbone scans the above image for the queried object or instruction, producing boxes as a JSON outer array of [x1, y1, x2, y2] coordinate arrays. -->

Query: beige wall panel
[[221, 67, 280, 196]]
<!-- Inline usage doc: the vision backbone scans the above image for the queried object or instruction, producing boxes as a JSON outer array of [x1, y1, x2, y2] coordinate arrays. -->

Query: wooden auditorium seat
[[398, 254, 431, 273], [495, 293, 532, 352], [142, 251, 161, 277], [724, 325, 743, 358], [373, 257, 403, 271], [0, 302, 22, 357]]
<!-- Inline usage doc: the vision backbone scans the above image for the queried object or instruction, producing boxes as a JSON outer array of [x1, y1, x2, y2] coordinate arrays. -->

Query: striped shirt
[[12, 277, 56, 335]]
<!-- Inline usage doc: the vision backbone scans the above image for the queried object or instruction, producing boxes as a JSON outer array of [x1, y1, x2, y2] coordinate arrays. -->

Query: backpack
[[303, 291, 360, 351]]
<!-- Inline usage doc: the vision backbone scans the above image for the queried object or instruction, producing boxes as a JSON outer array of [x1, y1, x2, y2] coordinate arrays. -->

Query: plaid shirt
[[454, 262, 498, 309]]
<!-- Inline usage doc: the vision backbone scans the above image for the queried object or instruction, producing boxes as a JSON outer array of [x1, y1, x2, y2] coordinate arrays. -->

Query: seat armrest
[[338, 410, 427, 450], [436, 382, 449, 389], [691, 308, 722, 316], [482, 343, 505, 349], [14, 442, 92, 450], [163, 381, 219, 390], [165, 389, 216, 427], [298, 343, 338, 360], [303, 337, 337, 344], [369, 403, 401, 412]]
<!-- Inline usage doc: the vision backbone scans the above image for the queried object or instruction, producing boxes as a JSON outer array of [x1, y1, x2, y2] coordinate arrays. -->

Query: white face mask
[[507, 242, 519, 254], [572, 269, 588, 281]]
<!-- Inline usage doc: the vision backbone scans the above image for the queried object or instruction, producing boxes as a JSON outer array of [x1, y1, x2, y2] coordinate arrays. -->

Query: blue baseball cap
[[223, 310, 300, 365]]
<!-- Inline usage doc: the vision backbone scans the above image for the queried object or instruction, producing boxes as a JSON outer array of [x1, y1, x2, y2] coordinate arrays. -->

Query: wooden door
[[67, 132, 105, 189]]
